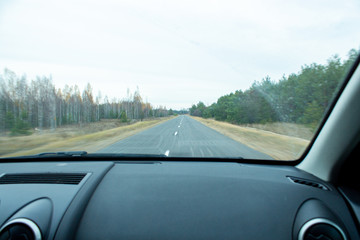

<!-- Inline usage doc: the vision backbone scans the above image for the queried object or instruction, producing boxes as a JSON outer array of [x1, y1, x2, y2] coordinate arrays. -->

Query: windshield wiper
[[2, 152, 249, 163], [4, 151, 167, 160], [37, 151, 88, 157]]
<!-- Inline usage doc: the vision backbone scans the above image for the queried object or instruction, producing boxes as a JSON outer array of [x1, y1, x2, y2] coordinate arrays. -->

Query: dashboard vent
[[287, 176, 329, 191], [0, 173, 87, 185]]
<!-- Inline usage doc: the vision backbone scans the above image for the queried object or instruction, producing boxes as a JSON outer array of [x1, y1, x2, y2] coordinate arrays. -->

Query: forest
[[190, 49, 359, 128], [0, 69, 169, 135]]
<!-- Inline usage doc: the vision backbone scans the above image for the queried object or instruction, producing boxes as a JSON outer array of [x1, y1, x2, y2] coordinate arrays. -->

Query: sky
[[0, 0, 359, 110]]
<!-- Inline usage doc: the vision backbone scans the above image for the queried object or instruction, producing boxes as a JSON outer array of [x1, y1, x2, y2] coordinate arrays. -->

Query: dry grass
[[240, 122, 314, 140], [191, 117, 310, 160], [0, 117, 173, 157]]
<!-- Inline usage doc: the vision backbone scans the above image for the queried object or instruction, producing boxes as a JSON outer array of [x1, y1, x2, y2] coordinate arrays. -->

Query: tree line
[[0, 69, 169, 135], [190, 49, 359, 127]]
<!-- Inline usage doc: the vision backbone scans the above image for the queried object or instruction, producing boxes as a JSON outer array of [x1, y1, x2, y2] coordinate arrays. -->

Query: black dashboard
[[0, 161, 358, 240]]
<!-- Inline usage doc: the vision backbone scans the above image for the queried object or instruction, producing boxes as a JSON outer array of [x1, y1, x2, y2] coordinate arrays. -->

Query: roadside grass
[[239, 122, 314, 140], [191, 117, 310, 160], [0, 117, 174, 158]]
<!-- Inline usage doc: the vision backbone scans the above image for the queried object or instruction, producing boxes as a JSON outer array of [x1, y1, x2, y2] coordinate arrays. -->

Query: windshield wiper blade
[[37, 151, 88, 157], [4, 151, 167, 160], [87, 153, 167, 158]]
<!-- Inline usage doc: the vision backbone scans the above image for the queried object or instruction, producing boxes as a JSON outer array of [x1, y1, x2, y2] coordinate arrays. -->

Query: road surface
[[98, 115, 272, 159]]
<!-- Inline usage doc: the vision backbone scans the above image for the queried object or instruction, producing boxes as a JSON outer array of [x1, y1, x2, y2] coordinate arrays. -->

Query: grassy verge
[[239, 122, 314, 140], [191, 116, 310, 160], [0, 117, 174, 158]]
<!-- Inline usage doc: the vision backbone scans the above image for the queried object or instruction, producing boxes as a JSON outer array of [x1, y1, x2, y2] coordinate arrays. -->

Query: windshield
[[0, 0, 359, 160]]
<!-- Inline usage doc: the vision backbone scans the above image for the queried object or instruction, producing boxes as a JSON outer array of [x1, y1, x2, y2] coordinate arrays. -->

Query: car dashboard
[[0, 160, 358, 240]]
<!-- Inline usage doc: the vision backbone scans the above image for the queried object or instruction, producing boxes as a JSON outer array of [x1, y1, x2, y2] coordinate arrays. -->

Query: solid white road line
[[165, 150, 170, 156]]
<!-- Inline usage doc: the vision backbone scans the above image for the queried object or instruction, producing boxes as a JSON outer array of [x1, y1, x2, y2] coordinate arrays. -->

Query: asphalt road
[[98, 115, 272, 159]]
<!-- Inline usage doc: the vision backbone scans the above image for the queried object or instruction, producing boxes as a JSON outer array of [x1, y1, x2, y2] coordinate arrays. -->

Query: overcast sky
[[0, 0, 359, 109]]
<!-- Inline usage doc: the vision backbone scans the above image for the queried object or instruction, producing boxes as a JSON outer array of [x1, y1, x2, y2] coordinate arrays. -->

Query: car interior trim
[[298, 218, 347, 240], [0, 218, 42, 240]]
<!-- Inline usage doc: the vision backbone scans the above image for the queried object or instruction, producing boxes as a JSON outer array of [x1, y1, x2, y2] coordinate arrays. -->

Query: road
[[98, 115, 272, 159]]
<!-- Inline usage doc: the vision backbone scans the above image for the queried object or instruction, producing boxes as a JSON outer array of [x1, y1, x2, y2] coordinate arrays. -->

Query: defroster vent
[[0, 173, 87, 185], [287, 176, 329, 191]]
